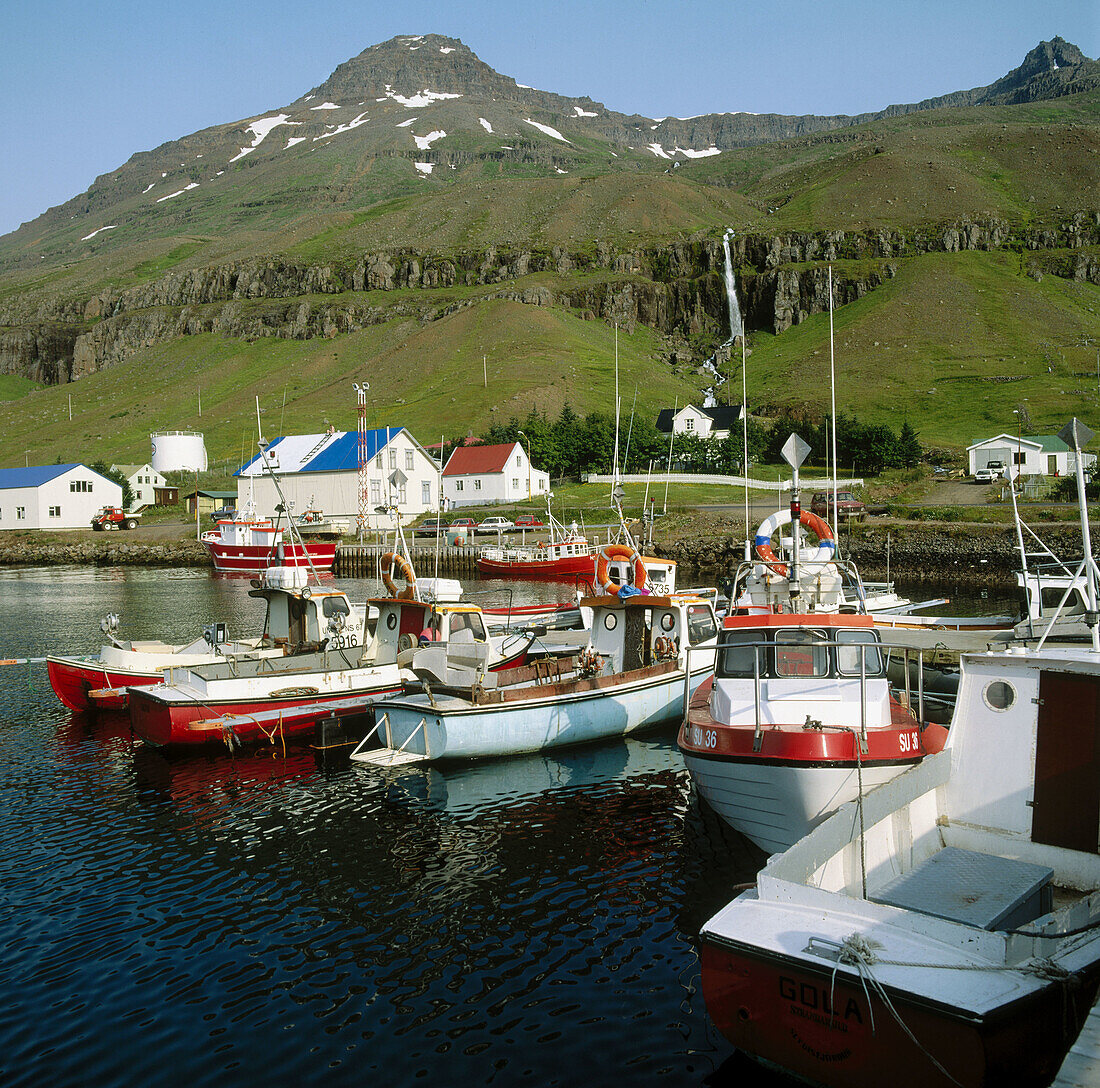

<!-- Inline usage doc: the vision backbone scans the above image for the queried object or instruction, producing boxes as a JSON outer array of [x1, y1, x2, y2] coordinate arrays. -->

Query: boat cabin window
[[717, 630, 763, 678], [321, 596, 350, 619], [686, 604, 717, 646], [715, 628, 884, 679], [448, 612, 486, 642], [835, 629, 884, 676], [774, 631, 829, 678], [1039, 586, 1086, 615]]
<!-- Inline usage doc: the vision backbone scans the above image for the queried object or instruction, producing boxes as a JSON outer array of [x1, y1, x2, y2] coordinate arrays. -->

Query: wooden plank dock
[[335, 543, 480, 578], [1055, 997, 1100, 1087]]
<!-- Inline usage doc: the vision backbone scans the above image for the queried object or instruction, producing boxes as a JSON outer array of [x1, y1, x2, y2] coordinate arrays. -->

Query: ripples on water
[[0, 567, 789, 1087]]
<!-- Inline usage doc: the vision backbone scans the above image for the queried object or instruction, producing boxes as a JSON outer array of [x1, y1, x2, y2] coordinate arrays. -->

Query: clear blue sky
[[1, 0, 1096, 237]]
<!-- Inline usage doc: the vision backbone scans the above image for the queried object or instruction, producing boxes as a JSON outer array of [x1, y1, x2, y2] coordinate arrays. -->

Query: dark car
[[209, 506, 237, 523], [415, 518, 447, 537], [514, 514, 544, 528], [810, 491, 866, 521]]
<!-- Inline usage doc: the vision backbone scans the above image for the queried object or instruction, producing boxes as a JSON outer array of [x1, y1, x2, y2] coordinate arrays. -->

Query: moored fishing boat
[[45, 566, 364, 711], [127, 574, 538, 749], [349, 591, 718, 765], [201, 506, 336, 574], [679, 439, 948, 853], [697, 420, 1100, 1088]]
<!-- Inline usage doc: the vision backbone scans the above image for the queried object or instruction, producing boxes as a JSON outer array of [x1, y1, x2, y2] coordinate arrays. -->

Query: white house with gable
[[237, 427, 440, 529], [967, 433, 1096, 478], [442, 442, 550, 508], [111, 463, 167, 510], [0, 463, 122, 531]]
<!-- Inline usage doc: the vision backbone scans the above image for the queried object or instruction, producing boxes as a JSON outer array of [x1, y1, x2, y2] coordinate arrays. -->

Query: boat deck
[[1055, 997, 1100, 1087]]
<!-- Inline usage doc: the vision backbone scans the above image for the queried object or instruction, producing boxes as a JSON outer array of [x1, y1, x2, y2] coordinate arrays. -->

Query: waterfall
[[702, 229, 743, 407], [722, 229, 743, 341]]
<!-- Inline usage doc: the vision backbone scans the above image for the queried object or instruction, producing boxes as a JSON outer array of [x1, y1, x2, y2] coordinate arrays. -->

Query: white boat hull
[[370, 666, 711, 762], [682, 751, 910, 855]]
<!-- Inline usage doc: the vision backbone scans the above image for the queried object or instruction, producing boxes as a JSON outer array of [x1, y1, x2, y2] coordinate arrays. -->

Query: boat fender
[[754, 509, 835, 578], [398, 633, 416, 653], [380, 552, 416, 598], [596, 544, 648, 597]]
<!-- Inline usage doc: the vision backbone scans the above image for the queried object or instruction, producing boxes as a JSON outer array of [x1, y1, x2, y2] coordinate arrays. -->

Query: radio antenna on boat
[[828, 265, 839, 544]]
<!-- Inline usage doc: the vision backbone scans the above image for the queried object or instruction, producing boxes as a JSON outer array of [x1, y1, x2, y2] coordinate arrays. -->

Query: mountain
[[0, 35, 1097, 465]]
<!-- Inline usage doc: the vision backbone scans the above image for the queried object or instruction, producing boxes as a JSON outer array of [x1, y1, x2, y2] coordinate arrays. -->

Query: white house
[[656, 404, 743, 441], [443, 442, 550, 509], [0, 463, 123, 531], [111, 463, 167, 510], [967, 433, 1096, 477], [237, 427, 441, 529]]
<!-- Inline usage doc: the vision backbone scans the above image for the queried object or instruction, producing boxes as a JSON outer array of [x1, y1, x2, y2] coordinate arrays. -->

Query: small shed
[[186, 489, 237, 519]]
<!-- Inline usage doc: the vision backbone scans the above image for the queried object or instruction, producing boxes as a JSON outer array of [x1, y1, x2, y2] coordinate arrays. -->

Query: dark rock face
[[0, 537, 208, 567], [3, 214, 1098, 383]]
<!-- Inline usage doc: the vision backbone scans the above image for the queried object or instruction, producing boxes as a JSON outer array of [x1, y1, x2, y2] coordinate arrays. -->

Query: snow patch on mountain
[[381, 85, 463, 109], [524, 119, 571, 144]]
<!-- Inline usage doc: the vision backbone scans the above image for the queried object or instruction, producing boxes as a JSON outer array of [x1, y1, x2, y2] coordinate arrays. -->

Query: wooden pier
[[335, 543, 480, 578]]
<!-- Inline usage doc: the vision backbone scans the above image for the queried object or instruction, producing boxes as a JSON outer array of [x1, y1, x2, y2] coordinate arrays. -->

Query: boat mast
[[829, 265, 839, 545]]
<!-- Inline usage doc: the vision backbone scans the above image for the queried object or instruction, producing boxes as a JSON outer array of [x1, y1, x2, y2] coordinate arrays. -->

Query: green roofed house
[[967, 433, 1096, 478]]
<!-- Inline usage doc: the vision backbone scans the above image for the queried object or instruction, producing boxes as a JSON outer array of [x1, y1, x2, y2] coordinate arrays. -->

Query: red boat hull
[[700, 935, 1100, 1088], [47, 656, 162, 712], [475, 555, 595, 579], [128, 681, 403, 748], [203, 540, 335, 574]]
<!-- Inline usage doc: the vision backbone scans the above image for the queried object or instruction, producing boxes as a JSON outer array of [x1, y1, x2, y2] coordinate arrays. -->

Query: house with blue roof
[[236, 427, 441, 529], [0, 463, 122, 531]]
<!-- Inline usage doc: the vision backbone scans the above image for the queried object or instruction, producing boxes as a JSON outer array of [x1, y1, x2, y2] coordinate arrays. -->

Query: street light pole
[[517, 430, 531, 500]]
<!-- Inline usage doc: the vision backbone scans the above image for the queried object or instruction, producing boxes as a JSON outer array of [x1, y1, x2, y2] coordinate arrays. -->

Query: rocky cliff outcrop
[[4, 214, 1098, 383]]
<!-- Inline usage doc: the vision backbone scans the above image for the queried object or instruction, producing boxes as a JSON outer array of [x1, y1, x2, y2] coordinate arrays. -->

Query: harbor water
[[0, 565, 1020, 1087]]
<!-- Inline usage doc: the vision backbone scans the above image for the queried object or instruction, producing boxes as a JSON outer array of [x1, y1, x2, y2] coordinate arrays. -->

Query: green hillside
[[0, 35, 1097, 472]]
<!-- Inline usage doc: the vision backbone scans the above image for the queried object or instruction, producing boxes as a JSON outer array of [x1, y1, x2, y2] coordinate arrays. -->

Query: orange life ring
[[596, 544, 647, 597], [754, 509, 835, 578], [380, 551, 416, 598]]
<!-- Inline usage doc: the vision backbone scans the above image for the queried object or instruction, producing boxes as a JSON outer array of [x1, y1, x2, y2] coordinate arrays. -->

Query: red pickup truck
[[91, 506, 140, 530], [810, 491, 866, 522]]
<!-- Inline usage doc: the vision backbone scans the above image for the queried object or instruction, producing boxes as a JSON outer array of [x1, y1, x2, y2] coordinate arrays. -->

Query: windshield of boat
[[716, 628, 885, 679], [686, 604, 717, 646]]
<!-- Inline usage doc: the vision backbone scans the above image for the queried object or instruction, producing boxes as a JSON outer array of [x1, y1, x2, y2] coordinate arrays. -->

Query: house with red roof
[[442, 442, 550, 509]]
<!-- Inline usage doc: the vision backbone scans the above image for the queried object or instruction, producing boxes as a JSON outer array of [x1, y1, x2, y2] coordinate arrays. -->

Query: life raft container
[[596, 544, 647, 597], [380, 552, 416, 598], [754, 509, 835, 578]]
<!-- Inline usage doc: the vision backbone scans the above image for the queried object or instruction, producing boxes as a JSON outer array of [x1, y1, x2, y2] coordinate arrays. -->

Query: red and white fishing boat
[[698, 636, 1100, 1088], [45, 566, 365, 712], [679, 481, 947, 854], [475, 513, 595, 580], [698, 420, 1100, 1088], [127, 554, 538, 749], [201, 506, 336, 574]]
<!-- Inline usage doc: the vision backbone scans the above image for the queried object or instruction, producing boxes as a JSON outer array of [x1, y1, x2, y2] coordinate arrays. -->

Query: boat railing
[[716, 633, 934, 750]]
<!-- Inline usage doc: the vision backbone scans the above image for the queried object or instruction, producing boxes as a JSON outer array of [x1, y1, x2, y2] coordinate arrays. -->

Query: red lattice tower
[[354, 382, 369, 538]]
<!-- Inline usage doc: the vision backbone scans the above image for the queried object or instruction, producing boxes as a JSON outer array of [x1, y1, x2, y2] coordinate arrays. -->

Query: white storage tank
[[151, 431, 208, 473]]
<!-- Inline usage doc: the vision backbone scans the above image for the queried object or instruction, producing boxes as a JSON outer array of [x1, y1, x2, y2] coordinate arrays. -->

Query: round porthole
[[983, 680, 1015, 711], [660, 613, 675, 632], [386, 612, 398, 631], [603, 613, 618, 631]]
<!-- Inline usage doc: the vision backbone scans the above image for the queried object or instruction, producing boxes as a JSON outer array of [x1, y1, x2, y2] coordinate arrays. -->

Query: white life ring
[[754, 508, 835, 578]]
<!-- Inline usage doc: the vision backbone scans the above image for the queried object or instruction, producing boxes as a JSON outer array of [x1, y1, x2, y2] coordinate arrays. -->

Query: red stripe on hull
[[204, 542, 335, 573], [47, 657, 161, 712], [700, 937, 1100, 1088]]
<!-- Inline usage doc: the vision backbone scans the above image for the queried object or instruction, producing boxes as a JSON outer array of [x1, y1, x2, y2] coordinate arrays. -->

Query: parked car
[[973, 467, 996, 483], [809, 491, 866, 521], [514, 514, 544, 528], [415, 518, 447, 537], [478, 516, 514, 534], [209, 506, 237, 523], [985, 459, 1007, 478], [449, 517, 478, 532]]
